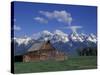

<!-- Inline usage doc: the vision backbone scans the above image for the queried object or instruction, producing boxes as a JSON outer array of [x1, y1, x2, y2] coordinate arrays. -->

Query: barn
[[14, 40, 67, 62]]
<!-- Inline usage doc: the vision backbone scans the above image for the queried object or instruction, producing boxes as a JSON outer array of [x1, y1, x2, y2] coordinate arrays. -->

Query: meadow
[[14, 56, 97, 74]]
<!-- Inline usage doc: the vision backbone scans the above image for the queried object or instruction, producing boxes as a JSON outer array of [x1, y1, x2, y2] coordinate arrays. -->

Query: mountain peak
[[86, 33, 97, 43], [69, 32, 84, 42], [41, 30, 52, 35], [14, 37, 32, 45]]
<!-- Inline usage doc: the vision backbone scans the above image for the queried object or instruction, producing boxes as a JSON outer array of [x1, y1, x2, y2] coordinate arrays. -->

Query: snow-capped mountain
[[13, 37, 32, 46], [86, 33, 97, 43], [38, 30, 53, 41], [52, 30, 69, 43], [69, 32, 84, 42], [37, 30, 97, 44], [13, 30, 97, 56], [13, 36, 34, 56]]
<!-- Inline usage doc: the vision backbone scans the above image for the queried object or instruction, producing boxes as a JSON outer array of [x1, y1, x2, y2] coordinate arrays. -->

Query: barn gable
[[40, 40, 56, 50]]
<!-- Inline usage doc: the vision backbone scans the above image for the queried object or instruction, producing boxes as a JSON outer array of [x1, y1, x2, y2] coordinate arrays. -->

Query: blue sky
[[13, 1, 97, 37]]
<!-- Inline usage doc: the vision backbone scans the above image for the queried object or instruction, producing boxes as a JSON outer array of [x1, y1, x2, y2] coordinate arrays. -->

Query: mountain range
[[13, 30, 97, 56]]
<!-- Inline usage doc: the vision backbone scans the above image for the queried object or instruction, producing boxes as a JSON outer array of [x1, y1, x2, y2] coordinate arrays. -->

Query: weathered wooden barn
[[14, 40, 67, 62]]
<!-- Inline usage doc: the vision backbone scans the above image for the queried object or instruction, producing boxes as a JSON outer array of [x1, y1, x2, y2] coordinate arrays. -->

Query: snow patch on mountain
[[14, 37, 32, 46], [69, 32, 84, 42], [52, 30, 69, 43], [86, 33, 97, 43], [38, 30, 53, 41]]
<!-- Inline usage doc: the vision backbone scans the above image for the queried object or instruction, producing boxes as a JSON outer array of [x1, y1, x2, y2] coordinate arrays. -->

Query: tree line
[[77, 47, 97, 56]]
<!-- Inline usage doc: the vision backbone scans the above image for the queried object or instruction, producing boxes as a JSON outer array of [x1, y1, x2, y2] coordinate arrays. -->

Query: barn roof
[[27, 41, 44, 52], [14, 40, 63, 56]]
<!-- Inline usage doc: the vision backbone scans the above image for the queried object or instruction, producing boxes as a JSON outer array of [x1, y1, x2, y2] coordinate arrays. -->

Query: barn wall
[[23, 52, 40, 62], [23, 50, 66, 62], [55, 51, 66, 61]]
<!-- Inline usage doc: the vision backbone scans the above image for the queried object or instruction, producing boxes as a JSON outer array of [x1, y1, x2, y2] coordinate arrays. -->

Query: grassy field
[[14, 56, 97, 74]]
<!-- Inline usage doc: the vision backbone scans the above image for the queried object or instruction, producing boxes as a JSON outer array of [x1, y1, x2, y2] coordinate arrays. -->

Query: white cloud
[[34, 17, 48, 24], [59, 25, 83, 33], [39, 10, 72, 25], [67, 26, 82, 29], [67, 26, 82, 33], [14, 25, 21, 31]]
